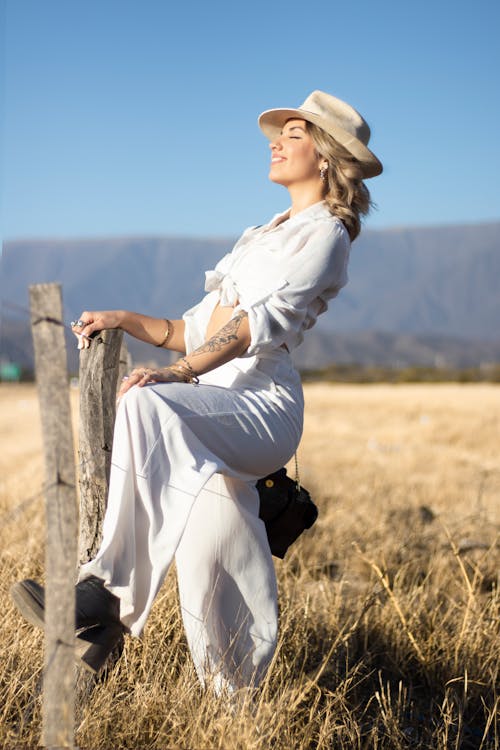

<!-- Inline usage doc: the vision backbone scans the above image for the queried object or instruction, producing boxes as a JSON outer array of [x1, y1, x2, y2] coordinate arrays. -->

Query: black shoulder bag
[[257, 459, 318, 558]]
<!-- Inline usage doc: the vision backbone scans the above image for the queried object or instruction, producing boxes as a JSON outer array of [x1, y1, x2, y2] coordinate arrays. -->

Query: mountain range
[[1, 221, 499, 371]]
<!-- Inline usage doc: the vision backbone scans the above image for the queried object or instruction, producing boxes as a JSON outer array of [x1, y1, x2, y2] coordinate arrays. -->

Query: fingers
[[131, 368, 154, 386], [117, 368, 155, 401], [76, 333, 91, 350], [116, 367, 186, 404], [71, 313, 91, 331], [71, 313, 95, 348], [71, 311, 111, 338]]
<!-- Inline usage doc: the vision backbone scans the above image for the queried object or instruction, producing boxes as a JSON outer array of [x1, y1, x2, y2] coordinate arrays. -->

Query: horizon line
[[2, 216, 500, 246]]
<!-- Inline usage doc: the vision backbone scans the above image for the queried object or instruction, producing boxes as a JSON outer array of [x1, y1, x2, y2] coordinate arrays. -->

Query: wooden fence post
[[78, 329, 124, 563], [30, 283, 77, 750], [118, 336, 131, 386], [74, 329, 126, 710]]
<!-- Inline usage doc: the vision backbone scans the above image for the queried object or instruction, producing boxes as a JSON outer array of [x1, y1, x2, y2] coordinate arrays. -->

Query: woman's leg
[[175, 473, 278, 693], [79, 380, 298, 640]]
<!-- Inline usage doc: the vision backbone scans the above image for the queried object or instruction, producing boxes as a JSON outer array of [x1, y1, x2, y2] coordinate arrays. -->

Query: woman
[[12, 90, 382, 693]]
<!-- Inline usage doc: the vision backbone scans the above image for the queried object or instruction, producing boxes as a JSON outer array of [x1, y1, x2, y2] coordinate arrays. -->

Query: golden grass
[[1, 382, 499, 749]]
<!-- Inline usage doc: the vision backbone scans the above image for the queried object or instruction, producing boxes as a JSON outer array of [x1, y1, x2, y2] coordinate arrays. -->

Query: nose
[[270, 136, 283, 151]]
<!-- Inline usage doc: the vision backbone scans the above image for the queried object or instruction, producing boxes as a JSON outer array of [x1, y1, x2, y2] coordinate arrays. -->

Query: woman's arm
[[72, 310, 186, 353], [183, 309, 250, 375], [117, 311, 251, 398]]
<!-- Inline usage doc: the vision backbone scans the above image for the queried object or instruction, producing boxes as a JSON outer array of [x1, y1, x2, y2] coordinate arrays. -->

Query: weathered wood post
[[74, 329, 124, 699], [118, 336, 131, 387], [74, 328, 126, 709], [30, 283, 77, 750], [78, 329, 124, 563]]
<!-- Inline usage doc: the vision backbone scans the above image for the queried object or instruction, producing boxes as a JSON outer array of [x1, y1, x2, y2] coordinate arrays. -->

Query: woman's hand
[[117, 366, 186, 401], [71, 310, 124, 348]]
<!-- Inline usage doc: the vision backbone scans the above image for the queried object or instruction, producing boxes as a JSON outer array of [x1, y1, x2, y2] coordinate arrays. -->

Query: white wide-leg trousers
[[79, 374, 302, 690]]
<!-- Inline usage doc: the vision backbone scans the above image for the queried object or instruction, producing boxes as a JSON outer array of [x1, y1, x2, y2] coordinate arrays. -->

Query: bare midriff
[[205, 299, 240, 340]]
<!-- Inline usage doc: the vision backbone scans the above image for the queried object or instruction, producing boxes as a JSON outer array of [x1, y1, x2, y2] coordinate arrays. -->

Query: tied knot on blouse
[[205, 270, 239, 307]]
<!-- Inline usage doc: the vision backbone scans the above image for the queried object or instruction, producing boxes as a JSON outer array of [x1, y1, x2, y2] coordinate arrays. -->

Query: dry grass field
[[0, 382, 498, 749]]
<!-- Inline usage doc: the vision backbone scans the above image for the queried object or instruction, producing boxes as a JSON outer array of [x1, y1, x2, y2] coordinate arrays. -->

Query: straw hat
[[258, 90, 382, 178]]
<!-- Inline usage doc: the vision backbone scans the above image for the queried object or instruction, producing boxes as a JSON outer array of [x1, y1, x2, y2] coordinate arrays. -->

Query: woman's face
[[268, 119, 324, 189]]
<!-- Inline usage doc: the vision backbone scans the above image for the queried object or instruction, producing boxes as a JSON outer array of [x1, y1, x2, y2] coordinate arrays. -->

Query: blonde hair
[[306, 121, 372, 241]]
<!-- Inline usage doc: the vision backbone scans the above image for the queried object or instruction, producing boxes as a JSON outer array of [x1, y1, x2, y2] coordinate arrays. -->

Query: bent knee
[[118, 384, 161, 416], [118, 384, 188, 427]]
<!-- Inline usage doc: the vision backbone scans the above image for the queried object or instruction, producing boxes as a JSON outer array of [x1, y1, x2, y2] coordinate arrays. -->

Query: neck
[[288, 183, 326, 217]]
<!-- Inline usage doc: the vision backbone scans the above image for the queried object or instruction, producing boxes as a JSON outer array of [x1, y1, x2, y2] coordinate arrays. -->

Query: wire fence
[[2, 298, 83, 332], [1, 297, 82, 366], [0, 295, 117, 530]]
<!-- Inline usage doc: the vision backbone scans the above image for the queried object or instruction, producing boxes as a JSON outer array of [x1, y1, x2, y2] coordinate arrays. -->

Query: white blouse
[[183, 200, 351, 359]]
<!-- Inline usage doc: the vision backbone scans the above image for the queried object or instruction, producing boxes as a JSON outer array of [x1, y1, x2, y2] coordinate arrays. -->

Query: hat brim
[[258, 107, 382, 178]]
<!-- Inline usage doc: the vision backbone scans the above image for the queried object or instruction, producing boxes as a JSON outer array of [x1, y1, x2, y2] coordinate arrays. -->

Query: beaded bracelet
[[156, 318, 172, 348]]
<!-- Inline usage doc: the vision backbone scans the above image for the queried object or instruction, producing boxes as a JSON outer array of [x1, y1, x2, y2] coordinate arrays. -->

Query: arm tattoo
[[190, 310, 248, 357]]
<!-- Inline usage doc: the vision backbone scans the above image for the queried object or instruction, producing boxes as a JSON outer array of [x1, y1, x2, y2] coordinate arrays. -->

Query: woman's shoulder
[[290, 202, 349, 239], [300, 209, 350, 251]]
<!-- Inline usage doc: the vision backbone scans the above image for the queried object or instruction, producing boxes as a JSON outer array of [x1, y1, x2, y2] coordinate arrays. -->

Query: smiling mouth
[[271, 157, 286, 164]]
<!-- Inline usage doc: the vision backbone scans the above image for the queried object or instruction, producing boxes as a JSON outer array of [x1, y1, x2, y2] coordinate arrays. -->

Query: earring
[[320, 164, 328, 181]]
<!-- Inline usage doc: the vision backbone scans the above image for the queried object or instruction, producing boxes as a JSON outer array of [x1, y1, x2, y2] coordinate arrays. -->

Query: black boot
[[75, 622, 125, 674], [11, 576, 125, 674], [10, 575, 121, 631]]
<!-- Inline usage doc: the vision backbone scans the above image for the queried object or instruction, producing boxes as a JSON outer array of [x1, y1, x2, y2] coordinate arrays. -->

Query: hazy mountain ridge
[[1, 221, 499, 369], [292, 329, 500, 370], [321, 221, 500, 338]]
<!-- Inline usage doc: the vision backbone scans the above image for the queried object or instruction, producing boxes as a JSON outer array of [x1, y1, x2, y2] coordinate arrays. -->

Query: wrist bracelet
[[156, 318, 172, 348], [172, 358, 200, 384]]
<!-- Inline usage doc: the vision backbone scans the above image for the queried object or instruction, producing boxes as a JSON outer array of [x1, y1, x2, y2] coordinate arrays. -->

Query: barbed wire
[[1, 297, 82, 362], [2, 297, 81, 330], [1, 296, 135, 370], [2, 296, 86, 329]]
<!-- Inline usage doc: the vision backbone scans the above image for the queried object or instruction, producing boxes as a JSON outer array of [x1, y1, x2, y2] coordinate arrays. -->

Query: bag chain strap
[[294, 452, 301, 491]]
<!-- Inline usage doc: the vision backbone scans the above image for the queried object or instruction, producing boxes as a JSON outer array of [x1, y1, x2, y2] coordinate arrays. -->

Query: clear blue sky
[[1, 0, 499, 243]]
